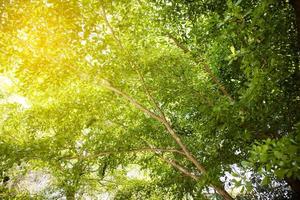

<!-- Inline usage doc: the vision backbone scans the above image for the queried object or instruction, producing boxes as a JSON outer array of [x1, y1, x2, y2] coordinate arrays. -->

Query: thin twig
[[101, 5, 165, 115], [101, 6, 124, 49], [167, 33, 233, 101], [64, 147, 185, 160]]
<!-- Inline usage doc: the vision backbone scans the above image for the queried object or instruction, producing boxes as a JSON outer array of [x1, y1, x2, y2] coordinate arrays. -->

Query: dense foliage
[[0, 0, 299, 199]]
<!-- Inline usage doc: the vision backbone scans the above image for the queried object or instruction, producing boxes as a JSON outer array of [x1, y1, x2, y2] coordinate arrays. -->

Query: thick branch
[[147, 143, 200, 181], [160, 156, 199, 180], [214, 186, 235, 200], [167, 33, 189, 53], [101, 82, 163, 123], [162, 119, 207, 173], [158, 152, 233, 200]]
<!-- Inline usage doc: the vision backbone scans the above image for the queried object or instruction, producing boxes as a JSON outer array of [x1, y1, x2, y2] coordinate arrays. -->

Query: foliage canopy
[[0, 0, 299, 199]]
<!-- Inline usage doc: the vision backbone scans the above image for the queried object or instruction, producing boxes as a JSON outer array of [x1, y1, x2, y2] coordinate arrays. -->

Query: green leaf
[[262, 176, 270, 186]]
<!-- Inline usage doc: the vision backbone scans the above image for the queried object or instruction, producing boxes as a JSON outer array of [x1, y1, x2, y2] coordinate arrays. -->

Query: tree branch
[[93, 147, 185, 157], [101, 6, 167, 117], [167, 33, 233, 101], [100, 81, 207, 173], [159, 156, 199, 181], [146, 142, 200, 181], [202, 63, 233, 101], [167, 33, 189, 53], [101, 6, 124, 49], [99, 10, 234, 200], [101, 81, 234, 200], [101, 81, 164, 123]]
